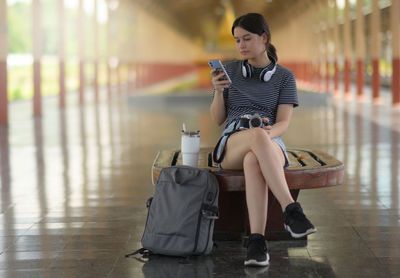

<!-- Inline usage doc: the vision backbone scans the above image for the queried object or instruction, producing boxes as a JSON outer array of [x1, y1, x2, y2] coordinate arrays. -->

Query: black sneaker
[[244, 233, 270, 267], [283, 202, 317, 238]]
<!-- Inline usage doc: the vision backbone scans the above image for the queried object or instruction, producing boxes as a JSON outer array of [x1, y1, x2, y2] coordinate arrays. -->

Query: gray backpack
[[126, 166, 219, 257]]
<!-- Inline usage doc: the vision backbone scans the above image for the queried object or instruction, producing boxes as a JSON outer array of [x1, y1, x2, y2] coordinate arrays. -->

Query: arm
[[210, 69, 229, 126], [264, 104, 293, 138], [210, 89, 227, 126]]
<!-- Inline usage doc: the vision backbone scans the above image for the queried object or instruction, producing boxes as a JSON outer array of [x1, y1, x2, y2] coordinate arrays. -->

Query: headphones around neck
[[241, 59, 277, 82]]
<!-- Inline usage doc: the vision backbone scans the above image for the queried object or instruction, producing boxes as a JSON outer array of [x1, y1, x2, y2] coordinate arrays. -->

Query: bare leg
[[243, 151, 269, 235], [220, 128, 294, 209]]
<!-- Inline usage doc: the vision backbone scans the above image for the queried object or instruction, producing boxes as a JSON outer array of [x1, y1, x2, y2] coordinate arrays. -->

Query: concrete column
[[0, 0, 8, 126], [321, 1, 330, 92], [343, 0, 352, 96], [128, 62, 133, 92], [94, 0, 99, 103], [325, 27, 330, 92], [58, 0, 65, 109], [315, 3, 323, 91], [333, 0, 340, 93], [391, 0, 400, 105], [33, 0, 42, 116], [117, 65, 121, 95], [106, 8, 111, 98], [355, 0, 366, 99], [371, 0, 381, 101], [78, 0, 85, 104]]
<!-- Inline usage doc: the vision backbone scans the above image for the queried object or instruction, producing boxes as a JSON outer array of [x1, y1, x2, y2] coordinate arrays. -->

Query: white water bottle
[[181, 130, 200, 167]]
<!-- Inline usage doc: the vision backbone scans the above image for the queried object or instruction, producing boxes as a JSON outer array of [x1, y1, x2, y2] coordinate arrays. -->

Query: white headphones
[[241, 59, 277, 82]]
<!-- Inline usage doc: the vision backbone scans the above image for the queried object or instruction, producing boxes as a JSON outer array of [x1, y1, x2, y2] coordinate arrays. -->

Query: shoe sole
[[244, 253, 270, 266], [284, 225, 317, 238]]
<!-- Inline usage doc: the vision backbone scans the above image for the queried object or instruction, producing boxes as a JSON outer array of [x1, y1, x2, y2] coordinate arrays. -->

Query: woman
[[210, 13, 316, 267]]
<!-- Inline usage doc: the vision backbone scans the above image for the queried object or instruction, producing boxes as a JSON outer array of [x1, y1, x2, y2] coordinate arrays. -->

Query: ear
[[261, 32, 268, 44]]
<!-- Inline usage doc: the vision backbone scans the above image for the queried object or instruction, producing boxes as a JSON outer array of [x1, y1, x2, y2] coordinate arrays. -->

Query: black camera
[[239, 113, 268, 129]]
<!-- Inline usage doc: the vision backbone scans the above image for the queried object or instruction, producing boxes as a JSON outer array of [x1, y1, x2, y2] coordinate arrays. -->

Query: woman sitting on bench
[[210, 13, 316, 267]]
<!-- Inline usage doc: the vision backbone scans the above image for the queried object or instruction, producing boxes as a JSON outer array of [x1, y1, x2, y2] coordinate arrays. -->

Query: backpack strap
[[125, 248, 152, 258]]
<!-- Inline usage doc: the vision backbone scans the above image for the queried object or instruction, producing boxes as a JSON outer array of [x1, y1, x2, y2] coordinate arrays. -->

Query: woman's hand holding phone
[[209, 60, 231, 93], [211, 69, 231, 93]]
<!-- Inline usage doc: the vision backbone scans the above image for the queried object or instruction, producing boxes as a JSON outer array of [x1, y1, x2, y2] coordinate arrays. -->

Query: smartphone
[[208, 60, 232, 83]]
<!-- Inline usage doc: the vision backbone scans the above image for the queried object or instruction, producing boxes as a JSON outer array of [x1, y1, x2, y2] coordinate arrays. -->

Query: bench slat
[[286, 151, 303, 169], [153, 150, 176, 168], [289, 150, 322, 169]]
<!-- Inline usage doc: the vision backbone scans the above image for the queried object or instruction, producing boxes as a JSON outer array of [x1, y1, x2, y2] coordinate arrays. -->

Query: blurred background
[[0, 0, 398, 110], [1, 1, 400, 276]]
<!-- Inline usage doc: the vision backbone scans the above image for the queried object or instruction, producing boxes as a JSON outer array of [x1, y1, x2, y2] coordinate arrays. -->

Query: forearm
[[210, 90, 227, 126], [269, 120, 290, 138]]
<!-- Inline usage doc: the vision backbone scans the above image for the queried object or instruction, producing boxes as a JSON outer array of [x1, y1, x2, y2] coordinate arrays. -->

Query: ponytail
[[267, 43, 278, 62]]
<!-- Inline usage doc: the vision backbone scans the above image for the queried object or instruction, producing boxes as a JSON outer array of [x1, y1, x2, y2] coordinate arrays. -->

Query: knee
[[249, 127, 272, 148]]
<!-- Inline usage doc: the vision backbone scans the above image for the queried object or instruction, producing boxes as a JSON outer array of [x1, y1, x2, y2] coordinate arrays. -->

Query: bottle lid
[[181, 130, 200, 137]]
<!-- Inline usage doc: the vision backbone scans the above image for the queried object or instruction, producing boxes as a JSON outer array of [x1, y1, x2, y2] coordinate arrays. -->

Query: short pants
[[214, 120, 290, 169]]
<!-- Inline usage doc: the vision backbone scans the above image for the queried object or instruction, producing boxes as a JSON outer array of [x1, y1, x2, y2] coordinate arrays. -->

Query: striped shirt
[[214, 60, 298, 127]]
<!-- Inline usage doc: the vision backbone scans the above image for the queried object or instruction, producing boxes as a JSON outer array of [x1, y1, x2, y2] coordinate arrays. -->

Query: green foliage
[[7, 0, 107, 57], [6, 1, 110, 101], [8, 2, 31, 53]]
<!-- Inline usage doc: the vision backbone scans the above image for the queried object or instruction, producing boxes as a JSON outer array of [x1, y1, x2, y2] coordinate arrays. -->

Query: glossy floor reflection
[[0, 88, 399, 277]]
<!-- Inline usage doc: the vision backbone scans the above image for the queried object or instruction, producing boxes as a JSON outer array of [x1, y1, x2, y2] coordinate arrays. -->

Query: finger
[[212, 73, 226, 82], [214, 79, 230, 85], [213, 81, 231, 87]]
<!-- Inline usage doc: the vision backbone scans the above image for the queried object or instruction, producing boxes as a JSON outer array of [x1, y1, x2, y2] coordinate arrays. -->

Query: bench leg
[[214, 191, 247, 241], [214, 189, 303, 241]]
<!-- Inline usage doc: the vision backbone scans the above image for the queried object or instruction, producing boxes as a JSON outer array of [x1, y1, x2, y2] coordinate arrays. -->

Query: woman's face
[[233, 26, 267, 60]]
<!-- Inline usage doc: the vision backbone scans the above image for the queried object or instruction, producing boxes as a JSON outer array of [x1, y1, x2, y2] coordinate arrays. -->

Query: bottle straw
[[182, 123, 187, 132]]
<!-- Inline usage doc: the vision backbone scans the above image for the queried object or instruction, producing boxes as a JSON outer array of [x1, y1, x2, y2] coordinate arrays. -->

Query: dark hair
[[231, 13, 277, 62]]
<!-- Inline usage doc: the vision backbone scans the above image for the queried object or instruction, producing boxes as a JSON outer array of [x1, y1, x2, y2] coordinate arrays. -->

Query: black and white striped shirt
[[214, 60, 298, 127]]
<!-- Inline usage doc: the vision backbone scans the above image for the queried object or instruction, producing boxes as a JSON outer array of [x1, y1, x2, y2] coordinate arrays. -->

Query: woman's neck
[[248, 53, 271, 68]]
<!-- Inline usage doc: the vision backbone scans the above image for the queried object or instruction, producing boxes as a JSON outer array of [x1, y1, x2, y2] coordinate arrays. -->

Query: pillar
[[391, 0, 400, 105], [0, 0, 8, 125], [355, 0, 366, 99], [117, 64, 121, 94], [33, 0, 42, 116], [128, 62, 134, 91], [333, 0, 340, 93], [78, 0, 85, 104], [321, 0, 330, 92], [324, 18, 330, 92], [343, 0, 352, 96], [58, 0, 65, 108], [94, 0, 99, 103], [106, 8, 112, 98], [314, 3, 323, 92], [371, 0, 381, 101]]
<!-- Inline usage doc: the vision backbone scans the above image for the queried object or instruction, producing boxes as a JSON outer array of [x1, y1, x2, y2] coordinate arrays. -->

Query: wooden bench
[[152, 147, 344, 240]]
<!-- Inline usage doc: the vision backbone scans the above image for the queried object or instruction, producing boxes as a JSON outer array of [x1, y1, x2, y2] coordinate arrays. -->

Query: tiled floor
[[0, 87, 399, 277]]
